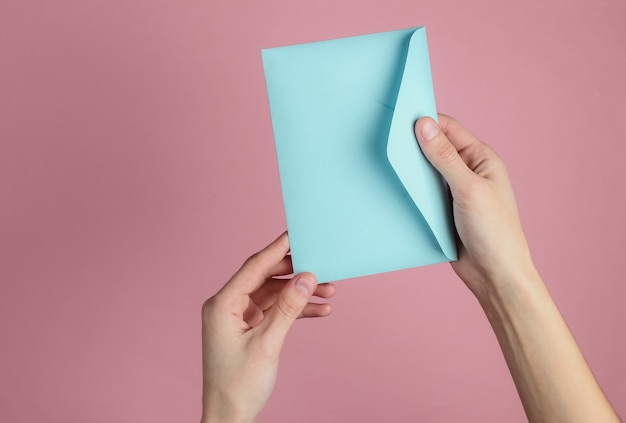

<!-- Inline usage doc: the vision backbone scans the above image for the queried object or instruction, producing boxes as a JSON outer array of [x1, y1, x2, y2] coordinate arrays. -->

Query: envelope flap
[[387, 28, 457, 260]]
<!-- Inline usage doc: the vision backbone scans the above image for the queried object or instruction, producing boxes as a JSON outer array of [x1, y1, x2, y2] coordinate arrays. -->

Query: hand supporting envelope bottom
[[201, 115, 621, 423]]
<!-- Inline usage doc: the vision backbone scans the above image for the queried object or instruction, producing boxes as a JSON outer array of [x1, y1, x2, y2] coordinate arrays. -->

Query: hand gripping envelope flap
[[262, 27, 457, 283]]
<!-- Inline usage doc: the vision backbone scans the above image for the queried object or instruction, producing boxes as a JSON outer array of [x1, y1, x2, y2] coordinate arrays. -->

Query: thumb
[[259, 272, 317, 342], [415, 117, 474, 189]]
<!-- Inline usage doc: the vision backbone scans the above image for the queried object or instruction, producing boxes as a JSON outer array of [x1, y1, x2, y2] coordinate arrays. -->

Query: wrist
[[201, 416, 252, 423], [201, 395, 256, 423], [201, 410, 254, 423], [474, 264, 547, 320]]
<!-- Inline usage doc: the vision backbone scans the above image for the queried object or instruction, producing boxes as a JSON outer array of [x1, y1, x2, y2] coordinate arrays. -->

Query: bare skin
[[200, 114, 620, 423]]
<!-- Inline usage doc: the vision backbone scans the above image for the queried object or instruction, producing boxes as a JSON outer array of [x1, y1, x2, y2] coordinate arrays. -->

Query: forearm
[[201, 396, 255, 423], [478, 270, 619, 423]]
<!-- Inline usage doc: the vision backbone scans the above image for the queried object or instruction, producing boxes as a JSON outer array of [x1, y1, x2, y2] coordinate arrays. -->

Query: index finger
[[437, 114, 484, 152], [437, 113, 507, 181], [222, 232, 291, 296]]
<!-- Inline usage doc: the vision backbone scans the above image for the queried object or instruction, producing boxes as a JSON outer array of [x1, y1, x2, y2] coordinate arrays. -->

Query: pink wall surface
[[1, 0, 624, 421]]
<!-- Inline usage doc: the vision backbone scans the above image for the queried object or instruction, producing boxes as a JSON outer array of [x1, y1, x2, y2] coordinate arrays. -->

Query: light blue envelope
[[262, 27, 457, 283]]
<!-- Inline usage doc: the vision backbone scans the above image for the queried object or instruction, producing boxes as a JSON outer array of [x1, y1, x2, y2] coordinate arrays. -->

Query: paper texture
[[262, 27, 457, 283]]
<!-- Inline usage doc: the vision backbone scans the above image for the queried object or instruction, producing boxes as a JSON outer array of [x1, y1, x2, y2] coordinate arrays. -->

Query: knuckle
[[435, 139, 459, 163], [437, 113, 454, 130], [276, 294, 302, 320], [243, 251, 269, 278], [455, 178, 490, 205], [243, 253, 263, 273], [201, 295, 223, 323], [464, 144, 492, 172], [201, 297, 214, 316], [490, 152, 507, 172], [463, 143, 509, 179], [475, 143, 501, 165], [244, 251, 260, 267], [472, 143, 493, 160]]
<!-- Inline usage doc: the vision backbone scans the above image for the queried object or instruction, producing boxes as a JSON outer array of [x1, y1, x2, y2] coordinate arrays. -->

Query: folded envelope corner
[[386, 26, 458, 262]]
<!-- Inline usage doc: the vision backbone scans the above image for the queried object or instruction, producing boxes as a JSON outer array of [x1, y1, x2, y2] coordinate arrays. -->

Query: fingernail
[[420, 119, 440, 142], [295, 275, 315, 296]]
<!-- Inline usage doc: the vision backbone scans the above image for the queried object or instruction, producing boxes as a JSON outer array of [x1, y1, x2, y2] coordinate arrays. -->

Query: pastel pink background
[[1, 0, 624, 421]]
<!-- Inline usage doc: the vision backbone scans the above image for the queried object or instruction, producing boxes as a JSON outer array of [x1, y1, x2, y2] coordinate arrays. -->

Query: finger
[[257, 272, 317, 342], [437, 114, 484, 152], [438, 114, 506, 181], [299, 302, 332, 318], [267, 255, 293, 278], [243, 300, 264, 328], [250, 279, 336, 312], [313, 282, 336, 299], [245, 300, 331, 328], [224, 232, 290, 295], [249, 279, 283, 312], [415, 117, 476, 190]]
